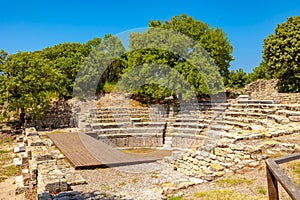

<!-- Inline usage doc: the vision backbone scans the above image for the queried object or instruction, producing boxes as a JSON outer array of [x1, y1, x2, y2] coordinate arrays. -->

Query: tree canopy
[[0, 51, 63, 124], [263, 16, 300, 92], [149, 14, 233, 78], [118, 27, 224, 100]]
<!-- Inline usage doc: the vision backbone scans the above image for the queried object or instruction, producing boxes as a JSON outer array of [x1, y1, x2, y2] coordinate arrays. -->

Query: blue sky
[[1, 0, 300, 73]]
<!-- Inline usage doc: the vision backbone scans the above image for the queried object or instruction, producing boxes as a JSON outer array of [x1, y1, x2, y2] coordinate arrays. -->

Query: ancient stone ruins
[[11, 79, 300, 199]]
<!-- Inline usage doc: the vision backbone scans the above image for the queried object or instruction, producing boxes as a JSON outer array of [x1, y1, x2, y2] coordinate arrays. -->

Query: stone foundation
[[13, 127, 87, 199]]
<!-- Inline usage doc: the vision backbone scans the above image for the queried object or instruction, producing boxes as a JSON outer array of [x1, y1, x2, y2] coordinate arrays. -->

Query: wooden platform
[[48, 132, 159, 169]]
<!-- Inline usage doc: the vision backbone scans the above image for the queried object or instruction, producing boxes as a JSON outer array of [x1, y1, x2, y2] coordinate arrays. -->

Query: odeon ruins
[[12, 79, 300, 199]]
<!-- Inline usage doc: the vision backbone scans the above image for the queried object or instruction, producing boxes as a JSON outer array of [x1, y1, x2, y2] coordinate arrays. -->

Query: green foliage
[[247, 61, 272, 82], [226, 68, 249, 89], [257, 186, 267, 195], [118, 25, 225, 100], [103, 82, 116, 93], [73, 34, 126, 97], [0, 51, 63, 124], [263, 16, 300, 92], [41, 38, 100, 98], [149, 14, 233, 78]]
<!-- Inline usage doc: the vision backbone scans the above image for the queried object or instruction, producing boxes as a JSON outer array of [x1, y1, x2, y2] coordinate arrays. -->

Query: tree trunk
[[19, 108, 25, 127]]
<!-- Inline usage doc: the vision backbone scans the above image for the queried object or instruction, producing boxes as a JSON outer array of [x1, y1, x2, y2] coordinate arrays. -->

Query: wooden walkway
[[48, 132, 158, 169]]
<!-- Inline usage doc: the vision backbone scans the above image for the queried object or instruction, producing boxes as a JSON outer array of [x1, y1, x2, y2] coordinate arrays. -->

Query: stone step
[[91, 122, 131, 129], [172, 127, 205, 134], [267, 115, 290, 124], [276, 110, 300, 116], [95, 127, 165, 134], [173, 123, 208, 129], [237, 99, 278, 104], [209, 123, 236, 132], [92, 113, 149, 119], [133, 122, 166, 127], [224, 111, 267, 119], [227, 108, 275, 114], [223, 116, 275, 128], [213, 119, 250, 129], [175, 118, 205, 123]]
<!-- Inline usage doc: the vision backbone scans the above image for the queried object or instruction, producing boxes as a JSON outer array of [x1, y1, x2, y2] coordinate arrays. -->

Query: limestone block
[[289, 116, 300, 122], [20, 152, 29, 164], [14, 158, 22, 166], [25, 127, 38, 136], [15, 175, 29, 194]]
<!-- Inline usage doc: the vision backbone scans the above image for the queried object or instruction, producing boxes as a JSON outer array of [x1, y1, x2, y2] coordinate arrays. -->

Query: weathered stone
[[211, 163, 224, 171], [289, 116, 300, 122], [14, 158, 22, 166]]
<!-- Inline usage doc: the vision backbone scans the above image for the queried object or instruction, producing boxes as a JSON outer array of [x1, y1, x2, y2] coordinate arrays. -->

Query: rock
[[249, 161, 260, 167], [289, 116, 300, 122], [189, 177, 204, 184], [211, 163, 224, 171], [215, 171, 225, 177], [14, 158, 22, 166]]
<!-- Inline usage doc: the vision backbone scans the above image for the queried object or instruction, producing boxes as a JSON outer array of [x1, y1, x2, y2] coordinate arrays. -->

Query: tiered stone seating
[[81, 96, 300, 150], [86, 107, 167, 148]]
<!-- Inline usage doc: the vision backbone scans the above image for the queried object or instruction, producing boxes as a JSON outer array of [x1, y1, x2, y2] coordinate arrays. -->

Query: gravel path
[[72, 161, 190, 200]]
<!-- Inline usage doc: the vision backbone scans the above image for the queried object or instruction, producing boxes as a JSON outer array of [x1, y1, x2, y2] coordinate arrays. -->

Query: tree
[[226, 68, 249, 89], [0, 50, 8, 65], [0, 51, 63, 125], [149, 14, 233, 78], [73, 34, 126, 97], [41, 38, 101, 98], [118, 27, 224, 100], [247, 61, 272, 83], [263, 16, 300, 92]]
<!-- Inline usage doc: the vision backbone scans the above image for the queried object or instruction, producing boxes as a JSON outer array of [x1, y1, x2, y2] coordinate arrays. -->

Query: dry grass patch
[[192, 189, 266, 200], [217, 175, 254, 187]]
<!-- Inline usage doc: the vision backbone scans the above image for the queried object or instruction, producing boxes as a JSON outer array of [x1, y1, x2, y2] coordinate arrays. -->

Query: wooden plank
[[266, 162, 279, 200], [48, 132, 103, 169], [48, 132, 159, 169], [273, 153, 300, 165], [266, 159, 300, 200]]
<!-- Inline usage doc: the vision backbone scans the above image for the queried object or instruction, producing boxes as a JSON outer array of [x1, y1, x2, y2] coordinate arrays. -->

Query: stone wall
[[169, 139, 297, 180], [244, 79, 300, 104], [13, 127, 86, 199], [27, 100, 73, 129]]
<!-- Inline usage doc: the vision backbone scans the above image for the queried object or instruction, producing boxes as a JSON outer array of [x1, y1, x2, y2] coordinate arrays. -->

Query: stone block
[[14, 158, 22, 166], [25, 127, 38, 136], [37, 192, 52, 200], [289, 116, 300, 122], [20, 152, 29, 164]]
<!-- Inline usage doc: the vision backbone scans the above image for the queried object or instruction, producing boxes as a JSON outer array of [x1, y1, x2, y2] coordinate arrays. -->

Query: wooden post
[[266, 165, 279, 200]]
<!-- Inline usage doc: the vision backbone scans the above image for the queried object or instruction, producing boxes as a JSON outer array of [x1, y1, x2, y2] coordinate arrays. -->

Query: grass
[[257, 186, 267, 195], [132, 177, 139, 184], [0, 137, 13, 146], [167, 196, 183, 200], [217, 176, 254, 187], [193, 189, 266, 200], [151, 171, 159, 178], [286, 161, 300, 188], [0, 135, 21, 182], [118, 181, 126, 187], [0, 165, 20, 183]]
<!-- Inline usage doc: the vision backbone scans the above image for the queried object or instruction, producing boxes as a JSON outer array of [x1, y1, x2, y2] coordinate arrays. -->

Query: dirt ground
[[1, 131, 300, 199]]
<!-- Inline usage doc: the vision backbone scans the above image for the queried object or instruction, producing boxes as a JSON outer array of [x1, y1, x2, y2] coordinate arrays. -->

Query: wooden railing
[[266, 153, 300, 200]]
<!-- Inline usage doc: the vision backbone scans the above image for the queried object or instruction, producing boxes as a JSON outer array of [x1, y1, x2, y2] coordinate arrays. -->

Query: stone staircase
[[77, 95, 300, 150]]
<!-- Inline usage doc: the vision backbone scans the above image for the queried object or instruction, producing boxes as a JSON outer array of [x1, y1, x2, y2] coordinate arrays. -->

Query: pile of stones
[[13, 127, 86, 199], [167, 139, 297, 181]]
